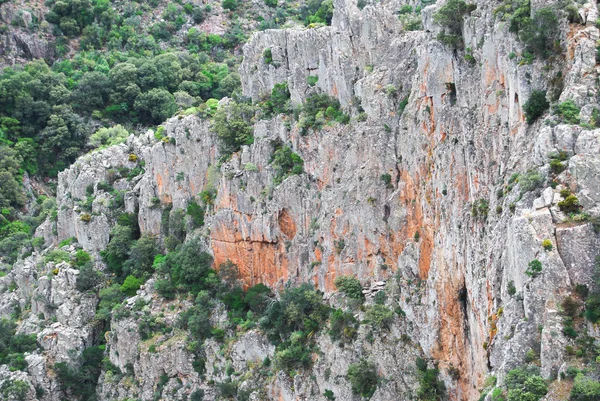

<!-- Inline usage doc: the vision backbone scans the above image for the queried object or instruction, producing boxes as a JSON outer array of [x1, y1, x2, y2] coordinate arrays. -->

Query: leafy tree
[[121, 275, 142, 296], [271, 145, 304, 184], [570, 374, 600, 401], [433, 0, 477, 47], [124, 235, 158, 279], [244, 283, 272, 314], [523, 90, 549, 124], [347, 359, 378, 398], [519, 8, 559, 59], [334, 275, 364, 300], [134, 88, 178, 124], [88, 125, 129, 148], [0, 146, 24, 210], [505, 366, 548, 401], [101, 224, 135, 276], [212, 101, 255, 155], [71, 71, 110, 112]]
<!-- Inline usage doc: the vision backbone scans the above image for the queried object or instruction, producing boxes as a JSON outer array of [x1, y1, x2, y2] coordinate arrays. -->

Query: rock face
[[2, 0, 600, 399], [0, 1, 55, 67]]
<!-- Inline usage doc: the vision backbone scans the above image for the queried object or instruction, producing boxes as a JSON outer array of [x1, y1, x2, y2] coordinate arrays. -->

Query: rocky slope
[[1, 0, 600, 399]]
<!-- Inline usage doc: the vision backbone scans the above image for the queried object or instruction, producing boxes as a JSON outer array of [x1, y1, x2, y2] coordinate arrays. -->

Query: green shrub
[[329, 308, 358, 344], [222, 0, 238, 11], [416, 358, 446, 401], [505, 365, 547, 401], [365, 304, 394, 329], [523, 90, 549, 124], [212, 101, 255, 156], [76, 263, 101, 292], [187, 201, 205, 228], [433, 0, 477, 48], [74, 249, 91, 267], [271, 144, 304, 185], [299, 94, 349, 135], [541, 239, 552, 251], [121, 275, 142, 296], [549, 159, 565, 175], [347, 359, 378, 398], [558, 195, 580, 213], [570, 374, 600, 401], [54, 346, 104, 400], [518, 169, 544, 194], [380, 173, 392, 188], [260, 283, 330, 343], [556, 100, 580, 124], [525, 259, 542, 277], [307, 75, 319, 86], [260, 82, 291, 118], [334, 276, 364, 300], [0, 319, 38, 372], [244, 283, 272, 314], [518, 8, 560, 59], [0, 379, 29, 401], [263, 48, 273, 64]]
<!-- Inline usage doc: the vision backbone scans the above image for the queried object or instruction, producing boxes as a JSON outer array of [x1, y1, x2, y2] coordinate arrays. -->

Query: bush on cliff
[[523, 90, 549, 124]]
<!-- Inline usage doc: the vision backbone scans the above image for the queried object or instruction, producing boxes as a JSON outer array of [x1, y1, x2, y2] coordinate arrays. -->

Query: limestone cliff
[[1, 0, 600, 399]]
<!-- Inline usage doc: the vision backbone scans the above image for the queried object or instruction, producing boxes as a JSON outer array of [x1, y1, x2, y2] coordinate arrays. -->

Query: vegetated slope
[[1, 0, 600, 400]]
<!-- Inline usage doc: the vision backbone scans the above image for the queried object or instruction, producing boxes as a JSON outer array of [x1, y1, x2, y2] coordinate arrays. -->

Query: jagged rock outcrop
[[2, 0, 600, 399]]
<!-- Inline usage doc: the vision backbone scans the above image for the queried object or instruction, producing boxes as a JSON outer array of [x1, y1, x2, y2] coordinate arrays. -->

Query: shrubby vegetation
[[270, 143, 304, 185], [347, 359, 379, 398], [0, 319, 38, 372], [433, 0, 476, 48], [523, 90, 549, 124], [298, 93, 349, 135], [415, 358, 446, 401]]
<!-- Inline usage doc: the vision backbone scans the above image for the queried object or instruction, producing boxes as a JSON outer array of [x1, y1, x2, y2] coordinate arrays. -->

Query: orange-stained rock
[[278, 209, 297, 240]]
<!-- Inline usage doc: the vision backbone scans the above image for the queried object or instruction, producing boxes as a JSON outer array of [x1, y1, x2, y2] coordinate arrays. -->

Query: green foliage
[[299, 94, 349, 135], [433, 0, 477, 48], [518, 169, 544, 194], [365, 304, 394, 329], [525, 259, 542, 277], [570, 374, 600, 401], [271, 144, 304, 185], [261, 283, 330, 344], [556, 100, 580, 124], [54, 345, 104, 400], [187, 201, 205, 228], [121, 275, 142, 296], [0, 379, 29, 401], [334, 276, 364, 300], [505, 366, 548, 401], [263, 48, 273, 64], [347, 359, 378, 399], [96, 284, 125, 322], [299, 0, 334, 26], [260, 82, 291, 118], [416, 358, 446, 401], [329, 308, 358, 344], [307, 75, 319, 86], [523, 90, 549, 124], [88, 125, 129, 148], [101, 224, 135, 277], [244, 283, 272, 314], [76, 263, 101, 292], [380, 173, 392, 188], [0, 319, 38, 372], [213, 101, 255, 156], [518, 8, 560, 59], [558, 194, 581, 213], [222, 0, 239, 11], [73, 249, 91, 267]]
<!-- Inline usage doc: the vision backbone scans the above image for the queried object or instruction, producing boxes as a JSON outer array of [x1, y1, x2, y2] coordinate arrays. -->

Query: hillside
[[1, 0, 600, 400]]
